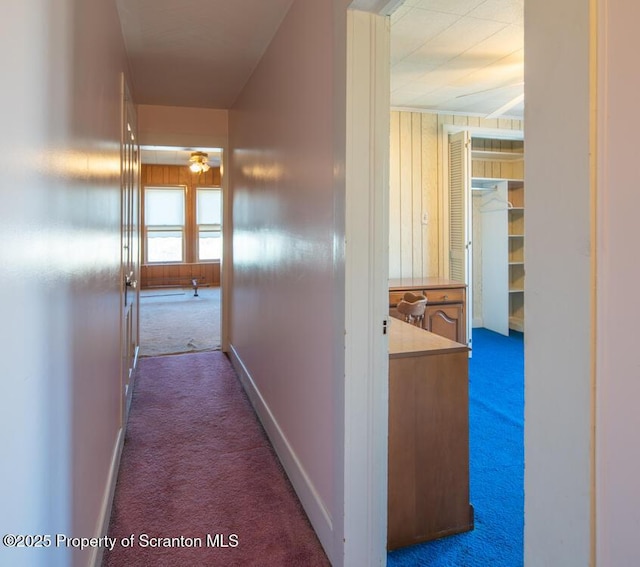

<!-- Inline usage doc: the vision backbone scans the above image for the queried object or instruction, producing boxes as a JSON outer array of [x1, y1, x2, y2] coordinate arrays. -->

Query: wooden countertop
[[389, 277, 466, 290], [389, 319, 468, 358]]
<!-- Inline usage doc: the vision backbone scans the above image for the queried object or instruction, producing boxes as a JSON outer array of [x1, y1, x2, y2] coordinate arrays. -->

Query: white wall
[[0, 1, 129, 566], [227, 0, 347, 561], [524, 0, 594, 564], [596, 1, 640, 564]]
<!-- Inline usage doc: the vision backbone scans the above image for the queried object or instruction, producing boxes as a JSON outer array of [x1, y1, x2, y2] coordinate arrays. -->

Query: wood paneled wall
[[141, 262, 220, 288], [389, 111, 523, 280], [140, 164, 221, 288], [141, 163, 221, 188], [389, 112, 439, 279]]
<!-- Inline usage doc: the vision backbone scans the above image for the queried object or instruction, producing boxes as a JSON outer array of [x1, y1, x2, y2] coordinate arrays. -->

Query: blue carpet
[[388, 328, 524, 567]]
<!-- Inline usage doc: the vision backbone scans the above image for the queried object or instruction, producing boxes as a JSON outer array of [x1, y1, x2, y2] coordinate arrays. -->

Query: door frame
[[341, 8, 390, 567], [120, 75, 141, 423]]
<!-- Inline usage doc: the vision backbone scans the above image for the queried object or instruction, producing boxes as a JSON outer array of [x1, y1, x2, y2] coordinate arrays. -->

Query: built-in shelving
[[472, 150, 524, 162], [471, 138, 524, 180], [473, 140, 525, 335], [507, 180, 525, 331]]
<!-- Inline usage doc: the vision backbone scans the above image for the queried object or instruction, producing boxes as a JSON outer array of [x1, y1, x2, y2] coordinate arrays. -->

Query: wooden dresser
[[388, 319, 474, 549], [389, 277, 467, 344]]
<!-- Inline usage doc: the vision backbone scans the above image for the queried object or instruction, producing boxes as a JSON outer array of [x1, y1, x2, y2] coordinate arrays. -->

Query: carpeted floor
[[139, 286, 221, 357], [388, 328, 524, 567], [103, 351, 330, 567]]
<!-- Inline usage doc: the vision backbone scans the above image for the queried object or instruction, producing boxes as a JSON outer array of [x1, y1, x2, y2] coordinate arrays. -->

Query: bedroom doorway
[[138, 146, 223, 357]]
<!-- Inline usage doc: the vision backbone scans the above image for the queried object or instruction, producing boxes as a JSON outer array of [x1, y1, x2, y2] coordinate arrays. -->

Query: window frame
[[196, 187, 222, 262], [143, 185, 187, 264]]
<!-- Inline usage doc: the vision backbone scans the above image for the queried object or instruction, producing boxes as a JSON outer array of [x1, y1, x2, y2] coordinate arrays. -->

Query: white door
[[480, 181, 510, 335], [448, 131, 473, 349], [121, 78, 140, 419]]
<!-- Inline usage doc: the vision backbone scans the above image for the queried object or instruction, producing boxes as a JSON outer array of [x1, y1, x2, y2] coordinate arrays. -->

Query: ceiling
[[116, 0, 295, 109], [118, 0, 523, 165], [390, 0, 524, 117], [140, 146, 222, 167]]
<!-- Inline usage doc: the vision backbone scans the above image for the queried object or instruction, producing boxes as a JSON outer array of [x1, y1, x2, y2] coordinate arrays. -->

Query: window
[[144, 187, 185, 262], [197, 189, 222, 261]]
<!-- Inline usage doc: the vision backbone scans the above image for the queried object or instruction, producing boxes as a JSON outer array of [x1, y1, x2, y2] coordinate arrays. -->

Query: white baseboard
[[227, 345, 333, 561], [89, 426, 125, 567]]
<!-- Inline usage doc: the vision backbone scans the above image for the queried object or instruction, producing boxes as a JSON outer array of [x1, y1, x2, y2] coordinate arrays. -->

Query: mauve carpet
[[102, 351, 330, 567]]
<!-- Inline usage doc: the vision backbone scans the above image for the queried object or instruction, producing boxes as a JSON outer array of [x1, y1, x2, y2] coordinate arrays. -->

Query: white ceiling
[[117, 0, 523, 165], [390, 0, 524, 117], [140, 146, 222, 166]]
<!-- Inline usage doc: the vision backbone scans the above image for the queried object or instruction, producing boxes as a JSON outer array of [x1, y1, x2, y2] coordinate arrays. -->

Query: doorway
[[387, 0, 525, 562], [137, 147, 224, 357]]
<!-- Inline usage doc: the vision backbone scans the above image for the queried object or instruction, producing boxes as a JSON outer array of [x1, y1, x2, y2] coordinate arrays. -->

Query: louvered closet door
[[448, 130, 471, 348]]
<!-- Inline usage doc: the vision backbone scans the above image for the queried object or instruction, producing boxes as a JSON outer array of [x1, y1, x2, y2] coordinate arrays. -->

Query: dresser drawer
[[389, 291, 406, 307], [423, 288, 464, 304]]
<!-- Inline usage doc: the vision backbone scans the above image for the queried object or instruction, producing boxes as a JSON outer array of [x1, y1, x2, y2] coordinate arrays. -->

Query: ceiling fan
[[456, 82, 524, 118]]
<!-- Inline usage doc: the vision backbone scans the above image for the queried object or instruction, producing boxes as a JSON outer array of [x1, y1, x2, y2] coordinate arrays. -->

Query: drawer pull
[[443, 295, 448, 300]]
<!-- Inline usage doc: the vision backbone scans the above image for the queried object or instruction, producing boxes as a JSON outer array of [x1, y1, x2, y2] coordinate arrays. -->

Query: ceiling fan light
[[188, 151, 209, 174]]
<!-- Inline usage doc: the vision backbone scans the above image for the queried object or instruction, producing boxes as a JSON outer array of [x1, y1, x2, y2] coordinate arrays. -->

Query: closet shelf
[[471, 150, 524, 162]]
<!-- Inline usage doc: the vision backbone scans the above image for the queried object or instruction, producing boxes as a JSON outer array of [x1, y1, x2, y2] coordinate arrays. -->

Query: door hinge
[[383, 319, 388, 335]]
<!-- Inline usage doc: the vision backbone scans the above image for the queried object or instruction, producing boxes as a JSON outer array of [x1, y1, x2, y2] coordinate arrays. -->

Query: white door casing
[[120, 76, 140, 421], [342, 8, 390, 567]]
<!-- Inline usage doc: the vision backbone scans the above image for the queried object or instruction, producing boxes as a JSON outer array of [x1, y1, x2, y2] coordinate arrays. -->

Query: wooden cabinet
[[389, 278, 467, 344], [424, 303, 464, 343], [388, 319, 473, 549]]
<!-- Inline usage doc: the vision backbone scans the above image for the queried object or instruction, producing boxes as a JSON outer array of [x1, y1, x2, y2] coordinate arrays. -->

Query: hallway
[[102, 351, 329, 567], [4, 2, 640, 566]]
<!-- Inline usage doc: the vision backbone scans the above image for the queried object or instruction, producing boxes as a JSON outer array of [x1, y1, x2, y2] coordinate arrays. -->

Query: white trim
[[90, 427, 125, 567], [343, 10, 390, 567], [391, 106, 524, 121], [227, 345, 333, 551], [221, 147, 231, 353], [442, 123, 525, 141], [349, 0, 404, 16]]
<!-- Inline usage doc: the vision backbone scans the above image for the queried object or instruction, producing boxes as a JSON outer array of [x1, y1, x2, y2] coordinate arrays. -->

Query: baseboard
[[228, 345, 334, 560], [89, 426, 125, 567]]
